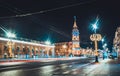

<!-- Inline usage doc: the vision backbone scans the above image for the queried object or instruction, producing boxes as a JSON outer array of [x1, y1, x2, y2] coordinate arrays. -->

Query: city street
[[0, 0, 120, 76], [0, 58, 120, 76]]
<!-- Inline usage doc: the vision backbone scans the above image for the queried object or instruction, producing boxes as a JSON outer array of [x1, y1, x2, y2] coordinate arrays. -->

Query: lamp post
[[7, 40, 14, 58], [6, 32, 16, 58], [0, 26, 16, 58], [90, 17, 102, 62]]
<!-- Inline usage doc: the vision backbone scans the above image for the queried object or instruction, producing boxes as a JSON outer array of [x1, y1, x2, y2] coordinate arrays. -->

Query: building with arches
[[0, 37, 55, 59]]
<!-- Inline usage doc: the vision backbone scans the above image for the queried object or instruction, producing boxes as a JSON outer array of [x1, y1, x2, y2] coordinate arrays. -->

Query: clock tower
[[72, 16, 80, 55]]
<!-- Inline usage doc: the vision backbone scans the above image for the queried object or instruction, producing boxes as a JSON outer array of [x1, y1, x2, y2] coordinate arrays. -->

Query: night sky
[[0, 0, 120, 50]]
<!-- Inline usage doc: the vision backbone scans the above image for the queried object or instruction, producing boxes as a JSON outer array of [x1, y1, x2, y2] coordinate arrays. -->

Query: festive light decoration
[[90, 34, 102, 41], [7, 40, 15, 57], [90, 34, 102, 62], [0, 37, 55, 48]]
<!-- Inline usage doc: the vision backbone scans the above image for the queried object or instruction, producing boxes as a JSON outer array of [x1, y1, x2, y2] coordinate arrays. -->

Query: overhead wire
[[0, 0, 96, 19]]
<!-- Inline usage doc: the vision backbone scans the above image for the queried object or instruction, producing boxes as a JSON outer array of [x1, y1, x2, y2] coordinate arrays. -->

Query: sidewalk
[[70, 59, 120, 76]]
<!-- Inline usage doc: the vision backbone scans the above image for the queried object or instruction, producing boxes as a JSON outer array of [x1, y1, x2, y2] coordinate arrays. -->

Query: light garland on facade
[[90, 34, 102, 41], [0, 37, 55, 48]]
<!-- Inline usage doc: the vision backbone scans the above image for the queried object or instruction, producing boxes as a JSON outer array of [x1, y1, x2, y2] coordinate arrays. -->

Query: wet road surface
[[0, 58, 119, 76]]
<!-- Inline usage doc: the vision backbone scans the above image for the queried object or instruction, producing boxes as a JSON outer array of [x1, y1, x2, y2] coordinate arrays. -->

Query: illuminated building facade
[[55, 42, 72, 57], [55, 17, 81, 57], [72, 16, 81, 56], [0, 37, 55, 58], [55, 42, 94, 57], [54, 17, 95, 57], [113, 27, 120, 58]]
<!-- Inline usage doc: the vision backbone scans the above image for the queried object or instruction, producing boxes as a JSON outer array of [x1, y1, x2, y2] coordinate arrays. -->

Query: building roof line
[[0, 37, 55, 48]]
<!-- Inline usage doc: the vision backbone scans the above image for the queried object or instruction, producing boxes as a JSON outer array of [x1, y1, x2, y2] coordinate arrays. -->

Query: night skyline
[[0, 0, 120, 49]]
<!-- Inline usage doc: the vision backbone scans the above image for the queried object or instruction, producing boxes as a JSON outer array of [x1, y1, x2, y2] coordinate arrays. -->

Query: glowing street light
[[92, 23, 98, 31], [101, 38, 104, 43], [6, 32, 16, 38], [104, 43, 107, 47], [92, 17, 99, 33], [45, 40, 51, 45], [103, 43, 107, 47], [0, 26, 16, 38], [103, 43, 107, 48]]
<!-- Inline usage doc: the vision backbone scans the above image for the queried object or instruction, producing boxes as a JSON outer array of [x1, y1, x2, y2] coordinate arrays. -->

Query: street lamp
[[6, 32, 16, 38], [92, 23, 98, 33], [0, 26, 16, 38], [104, 43, 107, 47], [0, 26, 16, 58], [90, 17, 102, 62], [101, 38, 104, 43], [103, 43, 107, 48], [101, 38, 105, 49], [92, 17, 99, 33], [6, 32, 16, 58]]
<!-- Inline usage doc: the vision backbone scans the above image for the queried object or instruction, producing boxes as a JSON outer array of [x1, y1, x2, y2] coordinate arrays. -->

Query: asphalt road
[[0, 58, 119, 76], [0, 58, 94, 76]]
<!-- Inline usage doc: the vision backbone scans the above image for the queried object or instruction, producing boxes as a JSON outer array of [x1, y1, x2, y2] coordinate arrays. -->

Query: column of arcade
[[0, 42, 54, 59]]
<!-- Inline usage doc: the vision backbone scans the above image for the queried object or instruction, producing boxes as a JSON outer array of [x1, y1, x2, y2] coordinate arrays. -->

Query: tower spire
[[73, 16, 77, 28], [72, 16, 80, 56]]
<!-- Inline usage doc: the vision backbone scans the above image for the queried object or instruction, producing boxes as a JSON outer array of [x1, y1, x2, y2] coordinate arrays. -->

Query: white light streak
[[0, 37, 55, 48]]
